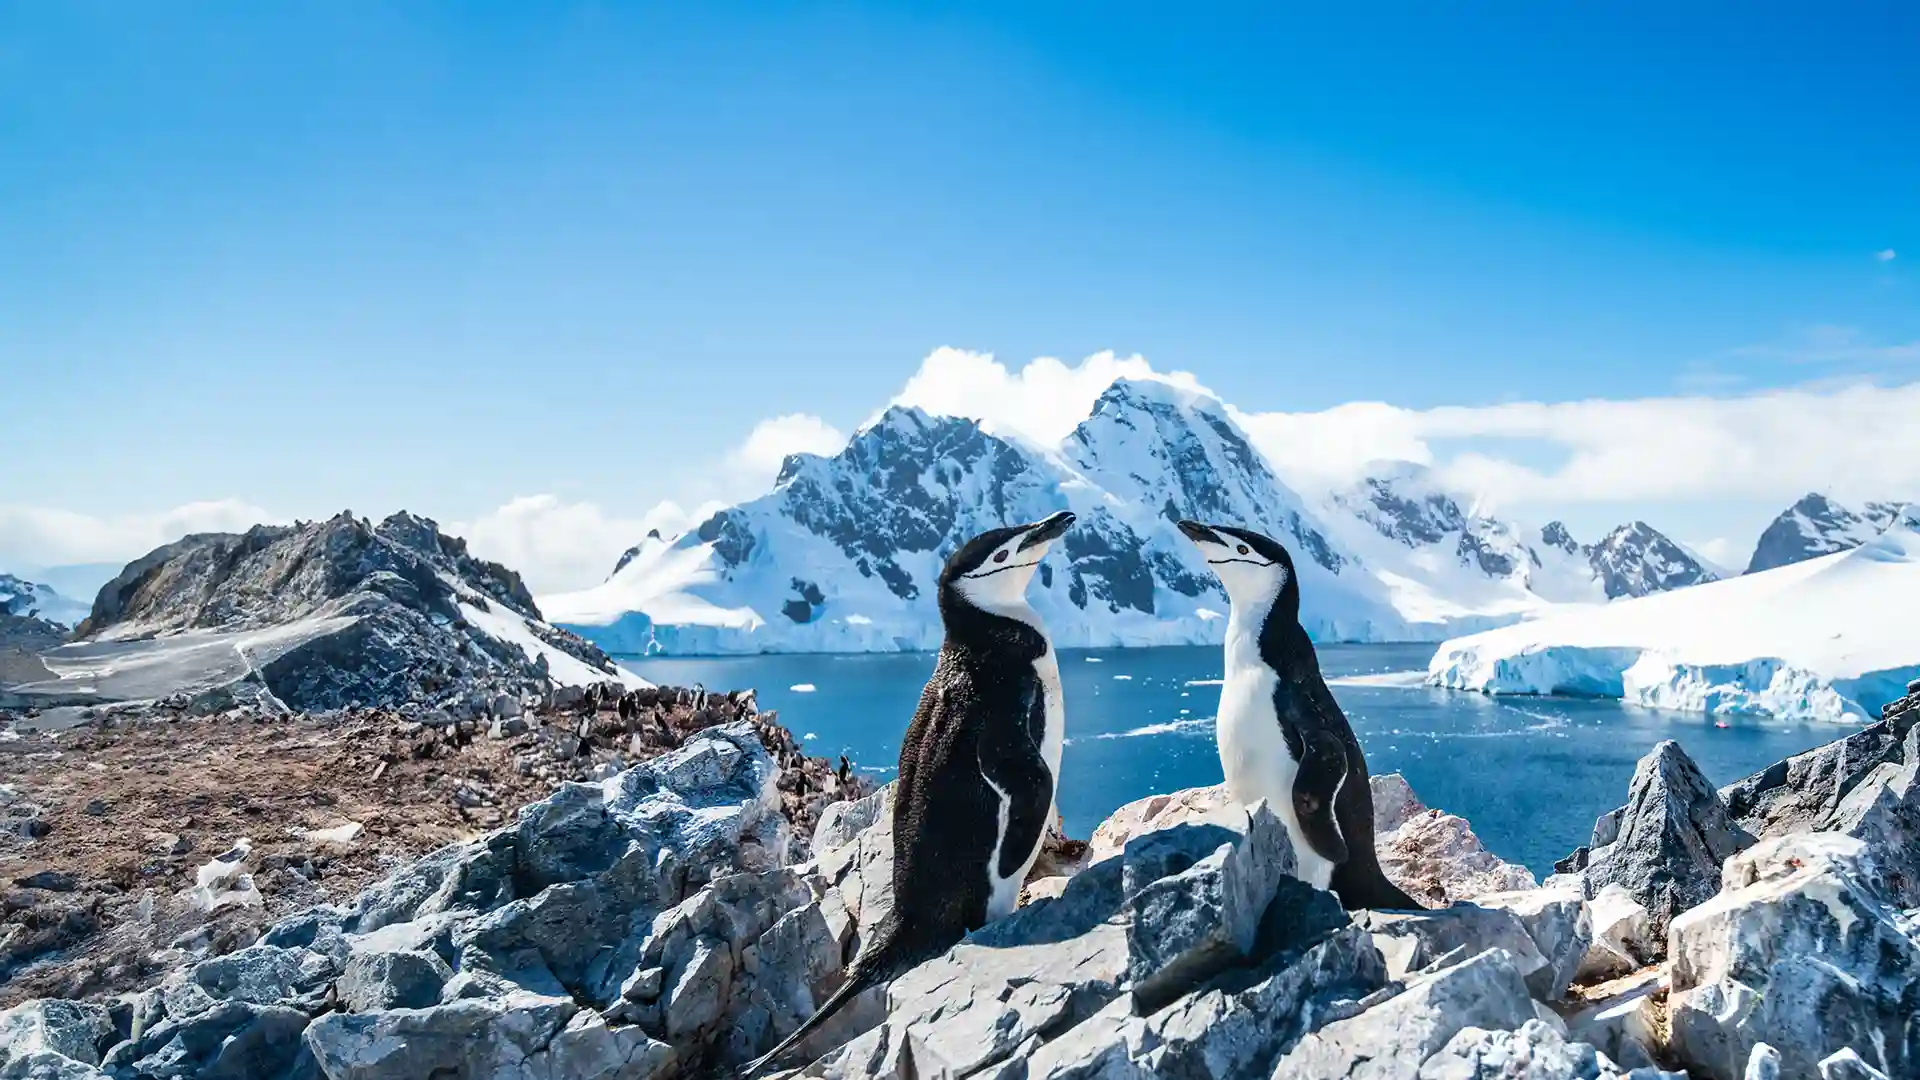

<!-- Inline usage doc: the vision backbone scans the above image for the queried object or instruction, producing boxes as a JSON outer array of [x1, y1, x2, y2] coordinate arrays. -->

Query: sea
[[621, 643, 1849, 876]]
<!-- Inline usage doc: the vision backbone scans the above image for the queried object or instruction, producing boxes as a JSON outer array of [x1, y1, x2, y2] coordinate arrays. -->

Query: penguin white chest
[[1215, 665, 1337, 890], [982, 646, 1065, 920]]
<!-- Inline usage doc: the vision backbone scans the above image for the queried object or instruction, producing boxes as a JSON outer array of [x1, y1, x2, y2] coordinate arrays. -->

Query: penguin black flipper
[[1294, 668, 1423, 911], [978, 674, 1053, 885]]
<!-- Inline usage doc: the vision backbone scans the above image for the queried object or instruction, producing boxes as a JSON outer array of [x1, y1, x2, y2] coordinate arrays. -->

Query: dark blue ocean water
[[622, 644, 1848, 875]]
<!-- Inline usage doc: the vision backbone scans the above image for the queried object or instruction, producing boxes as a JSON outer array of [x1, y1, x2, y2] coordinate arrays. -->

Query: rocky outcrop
[[9, 512, 635, 713], [1668, 833, 1920, 1080], [1572, 741, 1755, 942], [1369, 774, 1538, 906], [1744, 493, 1905, 575]]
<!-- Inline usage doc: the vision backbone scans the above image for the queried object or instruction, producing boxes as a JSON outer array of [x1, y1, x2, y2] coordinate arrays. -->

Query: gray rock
[[0, 1051, 114, 1080], [1358, 907, 1549, 999], [811, 784, 891, 857], [1720, 702, 1917, 839], [1827, 724, 1920, 906], [1743, 1043, 1781, 1080], [109, 1000, 313, 1080], [185, 943, 336, 1008], [1817, 1048, 1891, 1080], [302, 992, 577, 1079], [1668, 833, 1919, 1080], [1272, 948, 1541, 1079], [1122, 802, 1293, 1008], [1416, 1018, 1670, 1079], [1575, 885, 1656, 983], [337, 949, 451, 1012], [0, 1000, 114, 1069], [1473, 888, 1592, 1002], [1561, 970, 1664, 1070], [1369, 777, 1537, 906], [1583, 741, 1753, 942]]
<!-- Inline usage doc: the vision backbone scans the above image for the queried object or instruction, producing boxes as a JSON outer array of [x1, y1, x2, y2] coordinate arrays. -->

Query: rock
[[1367, 776, 1536, 907], [1826, 723, 1920, 906], [1121, 801, 1293, 1008], [1668, 833, 1919, 1080], [1582, 741, 1753, 943], [304, 991, 657, 1080], [337, 949, 451, 1011], [0, 999, 115, 1069], [108, 1000, 313, 1080], [1562, 970, 1665, 1070], [1358, 906, 1550, 997], [810, 784, 892, 857], [1272, 948, 1541, 1078], [185, 942, 336, 1007], [1720, 703, 1917, 839], [1576, 884, 1657, 983], [1817, 1048, 1892, 1080], [1085, 784, 1233, 863], [490, 693, 521, 720], [1416, 1018, 1675, 1079], [1475, 887, 1593, 1001], [12, 871, 78, 893], [1744, 1043, 1781, 1080]]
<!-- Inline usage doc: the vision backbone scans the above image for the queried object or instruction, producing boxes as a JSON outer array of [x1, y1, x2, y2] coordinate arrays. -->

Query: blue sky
[[3, 3, 1916, 586]]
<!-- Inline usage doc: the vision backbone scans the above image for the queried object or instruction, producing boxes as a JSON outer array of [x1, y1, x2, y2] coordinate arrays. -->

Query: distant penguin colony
[[742, 510, 1076, 1076], [744, 509, 1413, 1074], [1176, 519, 1420, 911]]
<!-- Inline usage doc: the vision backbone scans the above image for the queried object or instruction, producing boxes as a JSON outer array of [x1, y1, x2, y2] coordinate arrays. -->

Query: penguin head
[[940, 511, 1076, 617], [1175, 520, 1300, 617]]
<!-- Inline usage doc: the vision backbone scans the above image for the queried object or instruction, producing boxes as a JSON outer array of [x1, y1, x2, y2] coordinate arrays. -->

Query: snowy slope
[[0, 573, 89, 628], [1744, 493, 1910, 574], [545, 379, 1417, 654], [1427, 508, 1920, 722], [1313, 462, 1716, 627]]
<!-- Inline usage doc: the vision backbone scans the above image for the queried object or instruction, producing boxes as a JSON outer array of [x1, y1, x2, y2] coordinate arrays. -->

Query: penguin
[[741, 510, 1076, 1075], [1176, 519, 1419, 911]]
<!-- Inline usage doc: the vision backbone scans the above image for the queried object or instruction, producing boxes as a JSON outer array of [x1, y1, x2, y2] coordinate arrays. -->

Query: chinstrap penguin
[[741, 510, 1075, 1075], [1177, 519, 1419, 911]]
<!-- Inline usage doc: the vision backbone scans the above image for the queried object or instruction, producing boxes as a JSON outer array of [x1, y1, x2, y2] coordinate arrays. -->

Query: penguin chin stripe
[[1206, 557, 1271, 567], [965, 559, 1042, 580]]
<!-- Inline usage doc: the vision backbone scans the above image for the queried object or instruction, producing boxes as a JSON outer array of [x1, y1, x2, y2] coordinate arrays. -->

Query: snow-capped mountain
[[1312, 463, 1715, 626], [1745, 493, 1910, 575], [547, 379, 1415, 653], [547, 378, 1713, 655], [0, 573, 89, 629]]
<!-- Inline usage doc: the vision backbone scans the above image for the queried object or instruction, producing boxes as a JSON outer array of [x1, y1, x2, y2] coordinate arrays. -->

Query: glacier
[[545, 377, 1713, 656], [1427, 510, 1920, 723]]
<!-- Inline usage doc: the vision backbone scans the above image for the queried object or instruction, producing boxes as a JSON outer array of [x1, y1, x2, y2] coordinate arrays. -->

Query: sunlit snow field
[[622, 643, 1845, 874]]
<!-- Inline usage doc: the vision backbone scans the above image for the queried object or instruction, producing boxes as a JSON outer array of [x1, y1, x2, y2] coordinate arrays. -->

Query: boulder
[[336, 949, 451, 1012], [1575, 885, 1657, 983], [0, 1000, 115, 1070], [1582, 741, 1753, 943], [1474, 887, 1593, 1001], [1817, 1048, 1892, 1080], [1720, 698, 1918, 839], [1561, 970, 1665, 1070], [1357, 906, 1548, 992], [1668, 833, 1920, 1080], [1416, 1018, 1681, 1079], [1271, 948, 1541, 1079], [1369, 776, 1537, 906], [1826, 723, 1920, 906], [1085, 784, 1233, 864]]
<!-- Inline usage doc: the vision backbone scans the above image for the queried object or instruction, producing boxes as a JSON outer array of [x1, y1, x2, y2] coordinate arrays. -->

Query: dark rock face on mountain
[[16, 512, 630, 713], [1587, 521, 1719, 599], [1745, 492, 1906, 575]]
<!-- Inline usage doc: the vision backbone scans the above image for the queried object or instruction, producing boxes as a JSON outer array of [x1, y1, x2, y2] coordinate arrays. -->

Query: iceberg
[[1427, 512, 1920, 723]]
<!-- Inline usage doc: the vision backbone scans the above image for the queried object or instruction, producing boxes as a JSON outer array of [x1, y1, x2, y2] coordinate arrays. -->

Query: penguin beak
[[1176, 519, 1226, 548], [1016, 510, 1076, 551]]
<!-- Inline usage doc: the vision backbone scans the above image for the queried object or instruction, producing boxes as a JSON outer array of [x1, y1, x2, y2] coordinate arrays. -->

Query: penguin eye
[[992, 550, 1009, 563], [1236, 544, 1250, 555]]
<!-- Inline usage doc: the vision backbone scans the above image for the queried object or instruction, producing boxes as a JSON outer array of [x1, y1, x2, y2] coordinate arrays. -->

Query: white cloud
[[1877, 249, 1898, 262], [1234, 381, 1920, 512], [455, 496, 725, 595], [0, 499, 279, 572], [887, 347, 1212, 448], [729, 413, 846, 480]]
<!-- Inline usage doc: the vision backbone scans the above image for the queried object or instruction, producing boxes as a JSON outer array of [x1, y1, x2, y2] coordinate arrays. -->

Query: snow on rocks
[[1428, 515, 1920, 722]]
